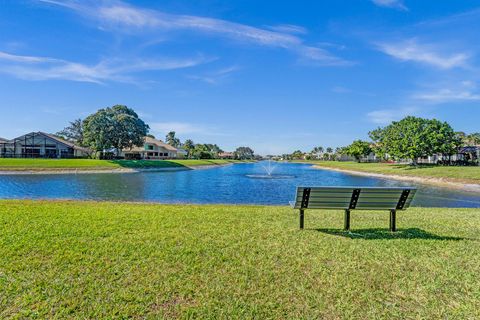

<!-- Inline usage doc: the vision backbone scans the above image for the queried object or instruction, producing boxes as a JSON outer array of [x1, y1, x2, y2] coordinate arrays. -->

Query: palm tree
[[183, 139, 195, 158], [311, 146, 324, 159], [165, 131, 181, 147]]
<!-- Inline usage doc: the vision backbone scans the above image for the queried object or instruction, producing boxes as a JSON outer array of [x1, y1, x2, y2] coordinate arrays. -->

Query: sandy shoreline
[[0, 163, 232, 175], [312, 165, 480, 193]]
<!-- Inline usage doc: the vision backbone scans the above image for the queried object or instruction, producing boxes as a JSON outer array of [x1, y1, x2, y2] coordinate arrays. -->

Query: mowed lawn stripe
[[0, 159, 245, 171], [0, 200, 479, 318]]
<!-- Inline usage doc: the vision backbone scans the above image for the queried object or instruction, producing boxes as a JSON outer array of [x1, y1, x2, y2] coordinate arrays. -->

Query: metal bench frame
[[290, 186, 417, 232]]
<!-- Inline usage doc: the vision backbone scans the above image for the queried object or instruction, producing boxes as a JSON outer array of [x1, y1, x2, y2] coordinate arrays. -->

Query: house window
[[147, 145, 154, 150]]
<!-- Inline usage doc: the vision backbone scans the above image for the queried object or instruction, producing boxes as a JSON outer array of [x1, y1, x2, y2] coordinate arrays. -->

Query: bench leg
[[299, 209, 304, 229], [390, 209, 396, 232], [344, 209, 351, 231]]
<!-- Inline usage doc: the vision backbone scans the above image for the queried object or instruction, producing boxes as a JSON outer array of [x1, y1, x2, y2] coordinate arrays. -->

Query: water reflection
[[0, 162, 479, 208]]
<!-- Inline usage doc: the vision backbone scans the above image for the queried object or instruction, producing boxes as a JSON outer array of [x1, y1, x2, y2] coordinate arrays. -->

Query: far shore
[[0, 162, 237, 175], [312, 165, 480, 193]]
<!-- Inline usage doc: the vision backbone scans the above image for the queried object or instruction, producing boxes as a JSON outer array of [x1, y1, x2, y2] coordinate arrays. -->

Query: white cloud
[[371, 0, 408, 11], [367, 107, 417, 124], [414, 89, 480, 103], [0, 51, 211, 83], [377, 39, 469, 69], [412, 80, 480, 103], [266, 24, 307, 35], [187, 65, 240, 84], [0, 51, 59, 63], [39, 0, 349, 66]]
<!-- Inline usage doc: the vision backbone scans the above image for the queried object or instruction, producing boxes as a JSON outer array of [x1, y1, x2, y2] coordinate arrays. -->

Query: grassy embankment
[[0, 159, 247, 172], [1, 200, 479, 318], [302, 161, 480, 185]]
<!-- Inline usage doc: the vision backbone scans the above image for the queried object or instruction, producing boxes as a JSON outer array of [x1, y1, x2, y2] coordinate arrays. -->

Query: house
[[0, 132, 89, 158], [218, 151, 234, 159], [416, 146, 480, 165], [0, 137, 9, 157], [454, 146, 479, 165], [122, 136, 180, 160]]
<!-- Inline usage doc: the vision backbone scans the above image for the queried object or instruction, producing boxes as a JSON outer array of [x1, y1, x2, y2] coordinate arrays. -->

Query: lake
[[0, 162, 479, 207]]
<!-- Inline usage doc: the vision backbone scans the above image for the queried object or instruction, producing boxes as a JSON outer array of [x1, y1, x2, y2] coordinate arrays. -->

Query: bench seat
[[290, 186, 417, 231]]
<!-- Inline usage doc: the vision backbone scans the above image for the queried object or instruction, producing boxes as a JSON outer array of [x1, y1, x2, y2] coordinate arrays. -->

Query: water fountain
[[246, 160, 295, 179], [261, 159, 277, 176]]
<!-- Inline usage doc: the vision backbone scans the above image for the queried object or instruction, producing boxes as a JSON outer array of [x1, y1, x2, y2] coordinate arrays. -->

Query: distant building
[[122, 136, 180, 160], [0, 132, 89, 158], [218, 151, 234, 159]]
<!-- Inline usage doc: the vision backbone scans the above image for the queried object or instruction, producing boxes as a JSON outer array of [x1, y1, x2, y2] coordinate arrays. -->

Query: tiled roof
[[125, 137, 178, 153]]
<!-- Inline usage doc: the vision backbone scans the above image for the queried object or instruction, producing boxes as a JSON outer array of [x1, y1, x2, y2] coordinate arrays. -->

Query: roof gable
[[144, 136, 178, 151], [13, 132, 76, 149]]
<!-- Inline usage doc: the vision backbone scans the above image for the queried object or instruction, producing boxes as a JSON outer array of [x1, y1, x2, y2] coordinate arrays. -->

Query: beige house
[[122, 136, 181, 160], [0, 132, 90, 158], [218, 151, 234, 159]]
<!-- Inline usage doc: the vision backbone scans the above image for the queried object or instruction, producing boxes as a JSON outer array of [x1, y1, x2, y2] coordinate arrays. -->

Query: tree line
[[283, 116, 479, 165], [56, 105, 256, 160]]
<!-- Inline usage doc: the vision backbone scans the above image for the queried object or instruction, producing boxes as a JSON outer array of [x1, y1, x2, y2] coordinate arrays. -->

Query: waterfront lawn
[[1, 201, 479, 318], [307, 161, 480, 184], [0, 158, 241, 171]]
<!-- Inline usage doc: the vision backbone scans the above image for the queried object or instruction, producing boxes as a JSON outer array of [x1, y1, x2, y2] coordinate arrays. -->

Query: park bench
[[290, 186, 417, 231]]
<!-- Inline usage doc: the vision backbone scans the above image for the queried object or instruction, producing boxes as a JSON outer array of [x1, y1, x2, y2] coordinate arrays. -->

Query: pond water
[[0, 162, 479, 207]]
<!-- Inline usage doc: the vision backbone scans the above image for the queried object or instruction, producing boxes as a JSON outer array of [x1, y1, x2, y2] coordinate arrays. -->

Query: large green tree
[[205, 144, 223, 156], [369, 116, 458, 164], [344, 140, 372, 162], [290, 150, 305, 160], [234, 147, 255, 160], [82, 105, 149, 155], [191, 144, 213, 159]]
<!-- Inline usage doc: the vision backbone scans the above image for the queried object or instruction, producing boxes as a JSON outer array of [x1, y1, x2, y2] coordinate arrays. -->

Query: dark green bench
[[290, 186, 417, 231]]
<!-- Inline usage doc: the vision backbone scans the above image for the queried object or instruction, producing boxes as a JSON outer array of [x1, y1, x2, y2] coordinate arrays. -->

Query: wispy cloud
[[266, 24, 307, 35], [414, 89, 480, 103], [0, 51, 211, 83], [187, 65, 240, 84], [38, 0, 350, 66], [371, 0, 408, 11], [367, 107, 418, 124], [377, 39, 469, 69], [0, 51, 59, 63]]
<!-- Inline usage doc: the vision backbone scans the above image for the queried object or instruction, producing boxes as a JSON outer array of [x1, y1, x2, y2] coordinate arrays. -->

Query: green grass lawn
[[303, 161, 480, 184], [0, 158, 244, 171], [1, 201, 479, 318]]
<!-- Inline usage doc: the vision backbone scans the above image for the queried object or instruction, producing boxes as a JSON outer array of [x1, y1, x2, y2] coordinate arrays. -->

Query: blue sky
[[0, 0, 479, 155]]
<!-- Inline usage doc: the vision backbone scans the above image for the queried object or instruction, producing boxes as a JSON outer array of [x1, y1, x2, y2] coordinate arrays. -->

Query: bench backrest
[[292, 186, 417, 210]]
